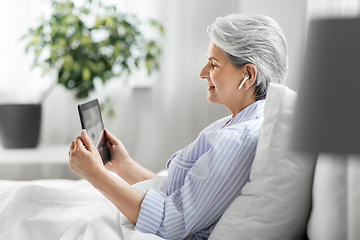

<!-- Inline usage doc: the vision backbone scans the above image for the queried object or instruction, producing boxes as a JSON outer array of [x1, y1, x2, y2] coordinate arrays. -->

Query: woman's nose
[[199, 64, 209, 80]]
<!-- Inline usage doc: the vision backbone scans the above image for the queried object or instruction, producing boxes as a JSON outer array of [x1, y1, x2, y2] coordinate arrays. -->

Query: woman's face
[[199, 42, 245, 106]]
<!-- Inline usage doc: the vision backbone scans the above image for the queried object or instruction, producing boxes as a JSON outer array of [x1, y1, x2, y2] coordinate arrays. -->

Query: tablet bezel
[[77, 99, 111, 164]]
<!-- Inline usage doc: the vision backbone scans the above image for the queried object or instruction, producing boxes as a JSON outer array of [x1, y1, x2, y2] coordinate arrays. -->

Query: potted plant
[[0, 0, 163, 148]]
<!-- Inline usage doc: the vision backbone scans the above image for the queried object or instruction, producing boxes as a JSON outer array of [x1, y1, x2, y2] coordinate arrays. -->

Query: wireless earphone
[[238, 75, 249, 89]]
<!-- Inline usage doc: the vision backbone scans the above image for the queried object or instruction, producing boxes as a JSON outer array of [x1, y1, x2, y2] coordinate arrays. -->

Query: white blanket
[[0, 177, 167, 240]]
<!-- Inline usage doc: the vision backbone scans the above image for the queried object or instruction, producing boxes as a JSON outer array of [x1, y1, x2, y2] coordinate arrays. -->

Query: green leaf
[[35, 48, 43, 57], [82, 68, 91, 81]]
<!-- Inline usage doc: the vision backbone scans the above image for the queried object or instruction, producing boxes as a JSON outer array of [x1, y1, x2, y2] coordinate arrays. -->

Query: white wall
[[0, 0, 53, 103]]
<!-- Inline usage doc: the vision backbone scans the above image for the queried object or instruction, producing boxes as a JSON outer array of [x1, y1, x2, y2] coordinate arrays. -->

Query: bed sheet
[[0, 176, 167, 240]]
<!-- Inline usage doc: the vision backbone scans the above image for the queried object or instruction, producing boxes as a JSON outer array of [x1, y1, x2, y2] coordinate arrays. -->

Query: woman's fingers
[[104, 128, 119, 145], [68, 133, 104, 180], [79, 129, 95, 152], [69, 140, 75, 154]]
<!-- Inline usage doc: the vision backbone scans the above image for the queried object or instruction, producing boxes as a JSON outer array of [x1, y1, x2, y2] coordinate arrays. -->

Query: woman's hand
[[102, 128, 132, 175], [104, 128, 159, 184], [69, 129, 106, 181], [69, 128, 158, 184]]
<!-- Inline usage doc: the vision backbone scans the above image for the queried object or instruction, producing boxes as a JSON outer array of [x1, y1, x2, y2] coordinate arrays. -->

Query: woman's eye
[[212, 63, 219, 68]]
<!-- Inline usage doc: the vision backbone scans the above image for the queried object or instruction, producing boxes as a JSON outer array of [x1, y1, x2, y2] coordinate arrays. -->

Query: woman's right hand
[[103, 128, 158, 184], [102, 128, 132, 176]]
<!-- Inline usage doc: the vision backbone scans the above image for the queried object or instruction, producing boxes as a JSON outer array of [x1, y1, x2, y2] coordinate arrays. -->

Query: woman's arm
[[69, 130, 148, 223], [102, 129, 158, 185]]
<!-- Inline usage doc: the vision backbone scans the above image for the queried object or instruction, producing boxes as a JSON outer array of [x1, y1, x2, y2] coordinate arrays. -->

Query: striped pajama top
[[135, 100, 265, 240]]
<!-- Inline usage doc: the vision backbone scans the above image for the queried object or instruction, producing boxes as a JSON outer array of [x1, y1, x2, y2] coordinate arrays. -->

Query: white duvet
[[0, 177, 167, 240]]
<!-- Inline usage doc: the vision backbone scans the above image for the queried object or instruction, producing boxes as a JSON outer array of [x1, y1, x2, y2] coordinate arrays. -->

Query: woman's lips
[[207, 85, 215, 90]]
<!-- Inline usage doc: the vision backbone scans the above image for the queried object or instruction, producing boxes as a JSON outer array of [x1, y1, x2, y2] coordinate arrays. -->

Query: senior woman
[[69, 13, 288, 240]]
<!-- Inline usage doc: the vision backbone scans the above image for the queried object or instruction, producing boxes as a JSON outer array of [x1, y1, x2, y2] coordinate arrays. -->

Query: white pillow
[[209, 83, 317, 240]]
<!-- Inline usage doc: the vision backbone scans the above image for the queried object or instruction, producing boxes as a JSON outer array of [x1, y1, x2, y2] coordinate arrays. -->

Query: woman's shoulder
[[200, 118, 261, 148]]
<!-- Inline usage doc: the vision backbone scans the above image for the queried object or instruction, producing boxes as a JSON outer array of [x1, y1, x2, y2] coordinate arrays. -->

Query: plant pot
[[0, 104, 41, 148]]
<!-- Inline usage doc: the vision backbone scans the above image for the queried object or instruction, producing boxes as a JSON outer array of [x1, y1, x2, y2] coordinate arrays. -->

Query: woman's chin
[[207, 95, 218, 104]]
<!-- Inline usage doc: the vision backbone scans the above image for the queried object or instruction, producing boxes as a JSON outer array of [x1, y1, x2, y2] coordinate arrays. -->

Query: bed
[[0, 83, 320, 240]]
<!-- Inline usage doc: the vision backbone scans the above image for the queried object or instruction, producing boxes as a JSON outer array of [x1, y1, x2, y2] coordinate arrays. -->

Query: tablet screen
[[78, 99, 111, 164]]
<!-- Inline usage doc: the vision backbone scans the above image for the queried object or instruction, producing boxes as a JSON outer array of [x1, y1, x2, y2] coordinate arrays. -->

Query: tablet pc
[[78, 99, 111, 164]]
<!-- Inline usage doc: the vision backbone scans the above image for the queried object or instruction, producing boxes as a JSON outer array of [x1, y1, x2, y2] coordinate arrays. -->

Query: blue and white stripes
[[136, 100, 265, 240]]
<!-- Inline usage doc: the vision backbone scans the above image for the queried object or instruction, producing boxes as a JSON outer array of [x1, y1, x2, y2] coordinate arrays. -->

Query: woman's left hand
[[69, 129, 106, 181]]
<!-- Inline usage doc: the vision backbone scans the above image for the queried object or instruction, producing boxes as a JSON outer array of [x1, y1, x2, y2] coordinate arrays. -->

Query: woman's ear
[[242, 64, 258, 90]]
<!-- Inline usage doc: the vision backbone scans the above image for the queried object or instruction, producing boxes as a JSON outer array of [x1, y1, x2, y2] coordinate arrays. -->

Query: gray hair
[[208, 13, 289, 100]]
